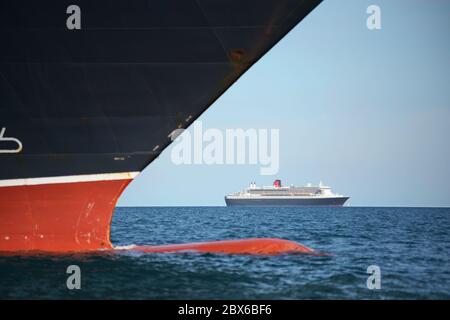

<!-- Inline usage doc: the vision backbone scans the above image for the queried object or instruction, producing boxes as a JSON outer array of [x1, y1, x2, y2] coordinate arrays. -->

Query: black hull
[[0, 0, 322, 180], [225, 197, 349, 207]]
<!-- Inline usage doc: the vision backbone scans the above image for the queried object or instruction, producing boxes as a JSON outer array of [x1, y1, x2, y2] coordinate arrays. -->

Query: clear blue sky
[[119, 0, 450, 207]]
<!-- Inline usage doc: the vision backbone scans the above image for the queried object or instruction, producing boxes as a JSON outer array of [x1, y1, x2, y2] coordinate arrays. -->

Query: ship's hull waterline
[[0, 0, 323, 252], [225, 197, 349, 207]]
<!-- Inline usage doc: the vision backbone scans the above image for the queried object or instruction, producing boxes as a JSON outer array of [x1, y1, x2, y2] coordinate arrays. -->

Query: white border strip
[[0, 171, 139, 187]]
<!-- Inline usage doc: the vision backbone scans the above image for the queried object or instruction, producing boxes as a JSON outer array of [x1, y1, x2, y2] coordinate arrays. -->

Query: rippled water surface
[[1, 207, 450, 299]]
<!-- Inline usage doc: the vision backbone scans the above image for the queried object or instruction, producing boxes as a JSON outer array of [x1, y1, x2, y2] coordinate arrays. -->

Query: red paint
[[129, 238, 314, 255], [0, 179, 131, 252], [0, 181, 316, 255]]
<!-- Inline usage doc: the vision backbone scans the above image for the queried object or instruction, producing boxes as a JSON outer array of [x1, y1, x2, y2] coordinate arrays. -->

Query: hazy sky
[[118, 0, 450, 207]]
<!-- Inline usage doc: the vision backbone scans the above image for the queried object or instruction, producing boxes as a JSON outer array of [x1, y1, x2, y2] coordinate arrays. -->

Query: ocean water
[[1, 207, 450, 299]]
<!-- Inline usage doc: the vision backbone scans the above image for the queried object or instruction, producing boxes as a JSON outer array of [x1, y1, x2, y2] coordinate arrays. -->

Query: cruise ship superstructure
[[225, 180, 349, 206]]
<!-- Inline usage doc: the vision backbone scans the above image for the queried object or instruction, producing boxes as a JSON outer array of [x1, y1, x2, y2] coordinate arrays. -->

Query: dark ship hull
[[225, 197, 349, 207], [0, 0, 322, 252]]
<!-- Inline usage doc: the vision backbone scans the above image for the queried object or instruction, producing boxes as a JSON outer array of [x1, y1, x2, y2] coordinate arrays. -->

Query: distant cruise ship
[[225, 180, 349, 207]]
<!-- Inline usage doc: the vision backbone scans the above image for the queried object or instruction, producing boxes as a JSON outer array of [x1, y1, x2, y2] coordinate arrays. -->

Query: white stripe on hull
[[0, 172, 139, 187]]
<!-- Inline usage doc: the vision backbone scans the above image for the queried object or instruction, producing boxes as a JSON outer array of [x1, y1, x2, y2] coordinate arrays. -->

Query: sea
[[1, 207, 449, 299]]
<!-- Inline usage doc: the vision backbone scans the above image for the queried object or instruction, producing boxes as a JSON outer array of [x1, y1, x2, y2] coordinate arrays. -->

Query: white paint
[[0, 171, 139, 188], [114, 244, 137, 250], [0, 127, 23, 153]]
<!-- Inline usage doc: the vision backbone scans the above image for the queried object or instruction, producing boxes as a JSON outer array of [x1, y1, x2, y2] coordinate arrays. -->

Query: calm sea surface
[[1, 207, 449, 299]]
